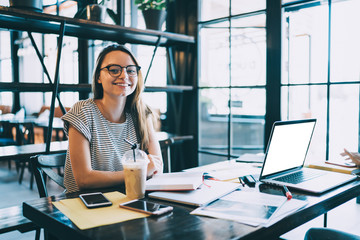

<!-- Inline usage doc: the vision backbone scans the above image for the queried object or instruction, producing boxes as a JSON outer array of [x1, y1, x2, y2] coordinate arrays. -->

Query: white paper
[[191, 190, 307, 227]]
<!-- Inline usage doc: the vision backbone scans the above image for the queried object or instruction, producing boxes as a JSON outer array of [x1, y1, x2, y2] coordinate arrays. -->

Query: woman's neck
[[96, 97, 126, 123]]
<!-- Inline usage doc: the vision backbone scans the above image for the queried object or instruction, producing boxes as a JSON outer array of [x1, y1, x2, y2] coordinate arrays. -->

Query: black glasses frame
[[100, 64, 141, 77]]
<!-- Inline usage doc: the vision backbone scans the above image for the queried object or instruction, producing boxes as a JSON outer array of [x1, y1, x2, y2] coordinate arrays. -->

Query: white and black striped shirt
[[61, 98, 139, 193]]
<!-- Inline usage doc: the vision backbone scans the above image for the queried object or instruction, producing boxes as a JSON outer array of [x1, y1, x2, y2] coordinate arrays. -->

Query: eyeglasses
[[100, 65, 141, 78]]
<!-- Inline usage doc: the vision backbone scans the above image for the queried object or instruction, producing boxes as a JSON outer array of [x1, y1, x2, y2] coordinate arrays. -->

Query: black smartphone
[[79, 192, 112, 209], [120, 199, 173, 216]]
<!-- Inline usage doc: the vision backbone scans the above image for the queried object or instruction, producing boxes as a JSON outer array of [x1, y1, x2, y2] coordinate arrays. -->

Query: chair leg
[[30, 167, 34, 190], [35, 228, 41, 240], [8, 160, 12, 170], [18, 161, 26, 184]]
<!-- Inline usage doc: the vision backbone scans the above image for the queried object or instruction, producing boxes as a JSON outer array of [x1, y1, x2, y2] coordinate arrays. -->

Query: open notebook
[[148, 180, 240, 206]]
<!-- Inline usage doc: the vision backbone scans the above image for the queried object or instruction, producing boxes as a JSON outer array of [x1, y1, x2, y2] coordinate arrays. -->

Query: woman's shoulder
[[70, 99, 97, 113]]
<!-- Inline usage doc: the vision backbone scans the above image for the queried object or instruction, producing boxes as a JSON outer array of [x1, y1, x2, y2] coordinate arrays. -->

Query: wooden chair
[[30, 153, 66, 198], [0, 205, 40, 240], [29, 153, 66, 240]]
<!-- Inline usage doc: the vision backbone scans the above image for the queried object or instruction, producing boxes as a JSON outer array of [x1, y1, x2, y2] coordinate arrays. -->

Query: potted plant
[[135, 0, 167, 31], [74, 0, 119, 24], [9, 0, 43, 12]]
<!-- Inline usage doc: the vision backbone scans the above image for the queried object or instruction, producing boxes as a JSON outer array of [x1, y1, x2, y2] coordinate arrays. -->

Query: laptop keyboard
[[273, 171, 324, 184]]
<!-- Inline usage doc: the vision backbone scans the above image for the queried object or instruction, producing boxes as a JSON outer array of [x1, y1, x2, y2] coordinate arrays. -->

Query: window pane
[[137, 46, 166, 87], [231, 88, 265, 156], [0, 92, 13, 108], [1, 59, 12, 83], [330, 0, 360, 83], [19, 33, 43, 84], [20, 92, 44, 115], [200, 0, 229, 22], [231, 14, 266, 86], [329, 84, 359, 159], [199, 21, 230, 87], [199, 153, 229, 166], [231, 0, 266, 15], [60, 92, 79, 110], [199, 88, 229, 165], [281, 85, 327, 162], [282, 5, 328, 84]]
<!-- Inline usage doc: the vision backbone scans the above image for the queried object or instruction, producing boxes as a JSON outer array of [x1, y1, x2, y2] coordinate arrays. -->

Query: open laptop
[[259, 119, 357, 194]]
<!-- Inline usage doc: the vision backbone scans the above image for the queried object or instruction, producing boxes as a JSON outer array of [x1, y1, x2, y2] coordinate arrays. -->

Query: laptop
[[259, 119, 357, 194]]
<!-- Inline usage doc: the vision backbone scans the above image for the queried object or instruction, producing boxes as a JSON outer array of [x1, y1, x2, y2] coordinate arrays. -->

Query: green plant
[[135, 0, 167, 11]]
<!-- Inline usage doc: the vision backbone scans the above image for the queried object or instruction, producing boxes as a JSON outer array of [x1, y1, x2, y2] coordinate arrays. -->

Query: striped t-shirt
[[61, 98, 139, 193]]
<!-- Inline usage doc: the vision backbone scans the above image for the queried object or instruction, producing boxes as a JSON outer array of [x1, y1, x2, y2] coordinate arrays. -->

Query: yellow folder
[[52, 191, 149, 230]]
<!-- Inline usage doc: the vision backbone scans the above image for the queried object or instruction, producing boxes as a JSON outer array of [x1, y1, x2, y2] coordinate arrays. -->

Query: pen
[[283, 185, 292, 200], [239, 177, 246, 187]]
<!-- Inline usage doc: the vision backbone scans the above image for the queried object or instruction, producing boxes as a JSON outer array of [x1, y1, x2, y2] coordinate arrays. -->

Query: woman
[[61, 44, 163, 193]]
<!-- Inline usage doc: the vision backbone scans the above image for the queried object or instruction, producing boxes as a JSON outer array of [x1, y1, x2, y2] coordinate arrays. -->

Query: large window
[[282, 0, 360, 163], [198, 0, 360, 166], [198, 1, 266, 165]]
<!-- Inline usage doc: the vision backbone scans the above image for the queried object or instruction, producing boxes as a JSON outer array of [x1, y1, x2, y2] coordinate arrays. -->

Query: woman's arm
[[68, 125, 125, 190], [146, 117, 164, 176]]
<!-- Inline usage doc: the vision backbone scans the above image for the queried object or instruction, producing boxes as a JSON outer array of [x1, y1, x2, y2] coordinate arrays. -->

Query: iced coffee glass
[[122, 149, 149, 199]]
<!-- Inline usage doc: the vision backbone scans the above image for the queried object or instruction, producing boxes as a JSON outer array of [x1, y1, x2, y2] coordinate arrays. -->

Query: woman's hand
[[341, 148, 360, 166], [147, 154, 163, 178]]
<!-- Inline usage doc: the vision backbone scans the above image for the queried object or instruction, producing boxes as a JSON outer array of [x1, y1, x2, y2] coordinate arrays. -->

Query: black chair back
[[30, 153, 66, 198]]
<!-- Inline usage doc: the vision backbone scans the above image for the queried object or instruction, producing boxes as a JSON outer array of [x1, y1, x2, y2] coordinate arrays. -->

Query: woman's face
[[98, 50, 138, 98]]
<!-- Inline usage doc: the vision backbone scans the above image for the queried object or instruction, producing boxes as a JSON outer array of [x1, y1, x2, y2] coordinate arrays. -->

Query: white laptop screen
[[261, 120, 316, 177]]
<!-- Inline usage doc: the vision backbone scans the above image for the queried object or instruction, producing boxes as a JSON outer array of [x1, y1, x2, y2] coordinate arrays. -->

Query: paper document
[[191, 190, 307, 227], [184, 160, 261, 181]]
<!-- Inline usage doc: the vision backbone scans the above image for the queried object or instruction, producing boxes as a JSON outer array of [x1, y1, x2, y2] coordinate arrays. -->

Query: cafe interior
[[1, 0, 360, 239]]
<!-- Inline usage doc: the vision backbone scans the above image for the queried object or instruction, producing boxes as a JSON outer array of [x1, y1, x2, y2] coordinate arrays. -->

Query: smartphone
[[120, 199, 173, 216], [79, 192, 112, 209]]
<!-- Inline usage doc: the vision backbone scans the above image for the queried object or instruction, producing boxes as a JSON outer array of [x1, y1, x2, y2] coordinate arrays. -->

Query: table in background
[[0, 141, 68, 162], [22, 176, 360, 240]]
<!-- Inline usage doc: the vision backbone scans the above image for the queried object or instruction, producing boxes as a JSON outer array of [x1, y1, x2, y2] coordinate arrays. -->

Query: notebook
[[145, 172, 203, 191], [148, 180, 240, 206], [259, 119, 357, 194]]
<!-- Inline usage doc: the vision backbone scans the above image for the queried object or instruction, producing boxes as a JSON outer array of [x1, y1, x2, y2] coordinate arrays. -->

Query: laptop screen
[[260, 119, 316, 178]]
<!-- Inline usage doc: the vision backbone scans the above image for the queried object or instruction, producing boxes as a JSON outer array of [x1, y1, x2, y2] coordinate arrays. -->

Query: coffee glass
[[122, 149, 149, 199]]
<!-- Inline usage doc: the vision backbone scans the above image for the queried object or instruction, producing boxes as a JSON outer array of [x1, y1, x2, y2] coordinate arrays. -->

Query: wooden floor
[[1, 161, 360, 240]]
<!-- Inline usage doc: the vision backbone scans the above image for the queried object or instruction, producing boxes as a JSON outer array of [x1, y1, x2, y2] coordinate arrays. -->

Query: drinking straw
[[124, 139, 137, 162]]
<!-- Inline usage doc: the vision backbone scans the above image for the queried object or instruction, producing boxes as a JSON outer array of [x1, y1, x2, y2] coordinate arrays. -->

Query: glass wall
[[199, 0, 360, 166], [198, 0, 266, 165], [282, 0, 360, 163]]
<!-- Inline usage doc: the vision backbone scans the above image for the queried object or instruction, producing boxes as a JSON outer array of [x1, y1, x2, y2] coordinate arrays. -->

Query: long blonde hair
[[92, 44, 152, 151]]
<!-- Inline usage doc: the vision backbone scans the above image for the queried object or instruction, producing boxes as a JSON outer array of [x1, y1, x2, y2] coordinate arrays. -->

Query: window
[[198, 0, 266, 166], [282, 0, 360, 162]]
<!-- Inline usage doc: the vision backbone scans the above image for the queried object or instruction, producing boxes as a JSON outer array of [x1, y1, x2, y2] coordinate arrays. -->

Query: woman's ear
[[97, 78, 101, 84]]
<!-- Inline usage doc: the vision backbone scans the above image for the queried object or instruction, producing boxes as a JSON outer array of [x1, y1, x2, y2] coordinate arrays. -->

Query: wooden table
[[0, 141, 68, 162], [22, 178, 360, 240]]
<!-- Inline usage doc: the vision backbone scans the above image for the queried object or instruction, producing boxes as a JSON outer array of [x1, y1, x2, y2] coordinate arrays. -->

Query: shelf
[[0, 6, 195, 47], [0, 82, 193, 93]]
